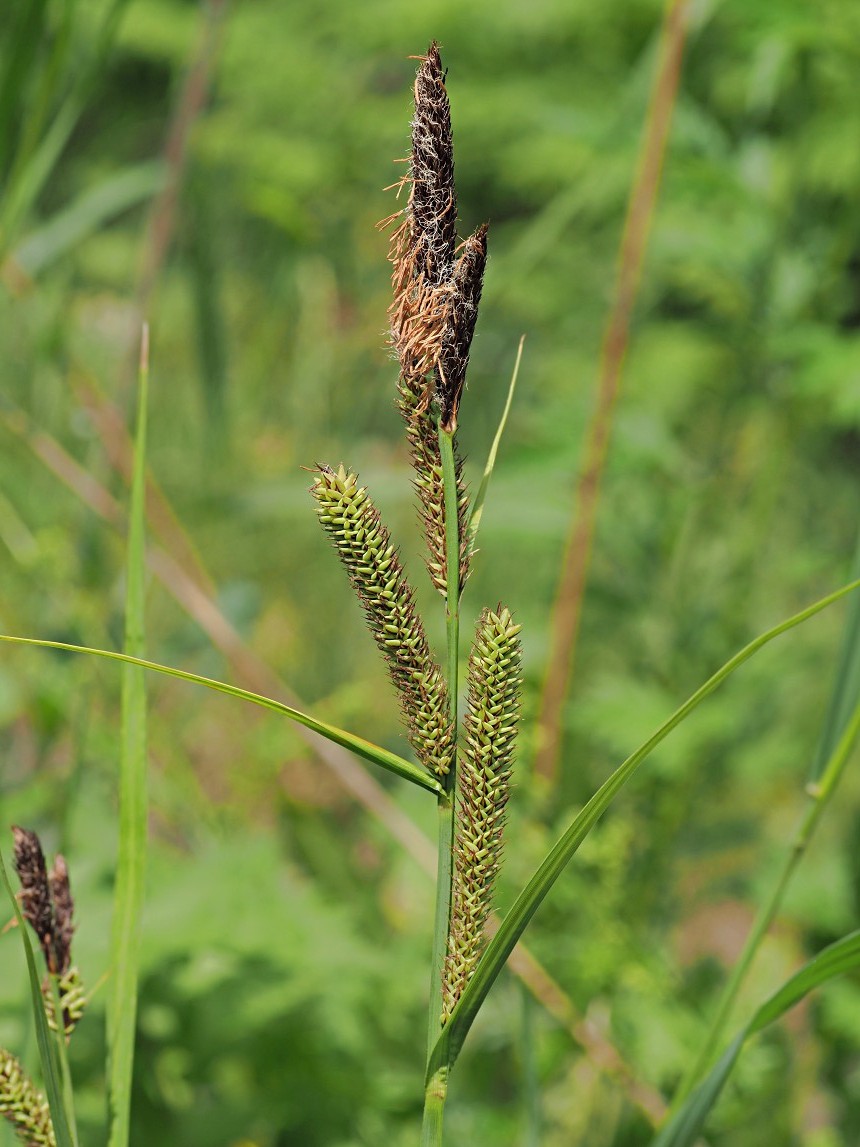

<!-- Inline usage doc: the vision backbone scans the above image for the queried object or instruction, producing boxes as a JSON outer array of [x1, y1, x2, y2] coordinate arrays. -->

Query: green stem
[[49, 976, 79, 1147], [422, 424, 462, 1140], [521, 983, 540, 1147], [422, 1066, 449, 1147], [674, 697, 860, 1104], [438, 425, 461, 733], [426, 794, 454, 1061]]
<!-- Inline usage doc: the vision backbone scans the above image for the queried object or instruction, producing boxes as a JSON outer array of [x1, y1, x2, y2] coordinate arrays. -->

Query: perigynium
[[0, 1050, 55, 1147], [443, 607, 522, 1021], [310, 463, 455, 779]]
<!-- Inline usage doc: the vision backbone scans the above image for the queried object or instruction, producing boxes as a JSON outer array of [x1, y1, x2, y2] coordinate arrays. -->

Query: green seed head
[[443, 606, 522, 1019], [310, 465, 455, 777], [0, 1050, 55, 1147]]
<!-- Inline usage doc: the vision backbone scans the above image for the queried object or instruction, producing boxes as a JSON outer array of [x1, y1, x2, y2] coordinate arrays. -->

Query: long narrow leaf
[[428, 578, 860, 1078], [467, 335, 524, 546], [0, 0, 132, 258], [652, 931, 860, 1147], [650, 1037, 744, 1147], [750, 930, 860, 1033], [0, 850, 74, 1147], [107, 326, 150, 1147], [0, 634, 442, 796], [14, 162, 168, 276], [810, 525, 860, 781]]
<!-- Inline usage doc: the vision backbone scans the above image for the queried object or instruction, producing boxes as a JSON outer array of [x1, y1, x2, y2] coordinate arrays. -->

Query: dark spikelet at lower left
[[12, 828, 54, 970], [310, 464, 455, 778]]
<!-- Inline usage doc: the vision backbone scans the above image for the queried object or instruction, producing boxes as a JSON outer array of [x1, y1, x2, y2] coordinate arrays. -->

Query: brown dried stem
[[533, 0, 690, 785]]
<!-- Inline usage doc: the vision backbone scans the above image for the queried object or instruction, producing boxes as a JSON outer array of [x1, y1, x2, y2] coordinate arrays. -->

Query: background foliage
[[1, 0, 859, 1143]]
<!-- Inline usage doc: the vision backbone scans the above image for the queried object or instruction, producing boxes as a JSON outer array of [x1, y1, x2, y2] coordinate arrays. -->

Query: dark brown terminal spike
[[12, 827, 54, 968], [438, 224, 488, 432], [410, 41, 458, 287], [380, 42, 488, 596], [48, 855, 74, 977], [384, 41, 458, 389]]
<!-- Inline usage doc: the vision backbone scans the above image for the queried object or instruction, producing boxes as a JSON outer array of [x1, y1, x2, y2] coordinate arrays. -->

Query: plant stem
[[422, 424, 462, 1141], [438, 425, 461, 734], [521, 983, 540, 1147], [49, 975, 79, 1147], [674, 697, 860, 1104], [422, 1066, 449, 1147], [426, 794, 454, 1062]]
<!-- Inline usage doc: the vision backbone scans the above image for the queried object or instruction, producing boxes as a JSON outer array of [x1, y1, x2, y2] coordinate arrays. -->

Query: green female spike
[[310, 464, 455, 778]]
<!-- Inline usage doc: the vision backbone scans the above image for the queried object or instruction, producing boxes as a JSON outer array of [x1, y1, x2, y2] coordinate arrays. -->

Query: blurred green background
[[1, 0, 860, 1143]]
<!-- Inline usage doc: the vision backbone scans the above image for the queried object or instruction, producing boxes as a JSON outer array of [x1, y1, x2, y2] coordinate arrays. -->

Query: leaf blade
[[428, 577, 860, 1077], [0, 633, 442, 795], [653, 931, 860, 1147], [107, 326, 150, 1147], [467, 335, 524, 546]]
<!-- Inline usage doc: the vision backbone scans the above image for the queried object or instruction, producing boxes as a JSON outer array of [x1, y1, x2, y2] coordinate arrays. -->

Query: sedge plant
[[3, 40, 860, 1147]]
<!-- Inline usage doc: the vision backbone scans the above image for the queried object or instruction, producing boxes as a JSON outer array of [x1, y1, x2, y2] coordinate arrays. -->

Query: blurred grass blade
[[675, 697, 860, 1101], [749, 930, 860, 1033], [107, 326, 150, 1147], [13, 162, 168, 276], [467, 335, 524, 545], [0, 0, 132, 258], [650, 1037, 744, 1147], [0, 0, 50, 173], [0, 849, 75, 1147], [186, 169, 229, 451], [0, 635, 442, 795], [652, 931, 860, 1147], [520, 984, 541, 1147], [810, 525, 860, 781], [428, 577, 860, 1077]]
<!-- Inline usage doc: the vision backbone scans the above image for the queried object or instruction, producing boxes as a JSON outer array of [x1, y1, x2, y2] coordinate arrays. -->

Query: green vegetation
[[1, 1, 860, 1144]]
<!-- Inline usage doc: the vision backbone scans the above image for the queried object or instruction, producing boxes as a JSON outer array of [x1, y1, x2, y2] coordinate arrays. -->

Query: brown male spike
[[385, 41, 457, 389], [438, 224, 488, 432], [12, 828, 54, 971], [381, 42, 486, 597], [48, 855, 74, 977], [12, 830, 85, 1038]]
